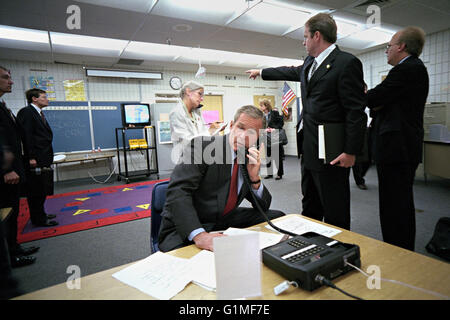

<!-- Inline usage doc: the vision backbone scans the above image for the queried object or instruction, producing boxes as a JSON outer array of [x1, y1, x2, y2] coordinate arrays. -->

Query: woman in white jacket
[[170, 80, 221, 164]]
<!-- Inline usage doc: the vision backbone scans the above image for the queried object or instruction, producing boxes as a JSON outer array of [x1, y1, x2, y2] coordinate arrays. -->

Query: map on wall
[[63, 80, 86, 101], [29, 76, 56, 100]]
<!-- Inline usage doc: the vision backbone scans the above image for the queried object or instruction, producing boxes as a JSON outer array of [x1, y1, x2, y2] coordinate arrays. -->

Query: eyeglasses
[[386, 43, 398, 50]]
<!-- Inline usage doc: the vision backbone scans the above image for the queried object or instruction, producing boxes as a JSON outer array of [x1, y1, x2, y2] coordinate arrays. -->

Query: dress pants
[[376, 163, 418, 251], [0, 183, 20, 256], [266, 145, 284, 177], [301, 159, 351, 230]]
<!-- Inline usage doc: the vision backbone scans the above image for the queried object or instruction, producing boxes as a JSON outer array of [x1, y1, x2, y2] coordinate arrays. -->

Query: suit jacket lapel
[[301, 56, 314, 85], [307, 47, 339, 94], [29, 105, 52, 133]]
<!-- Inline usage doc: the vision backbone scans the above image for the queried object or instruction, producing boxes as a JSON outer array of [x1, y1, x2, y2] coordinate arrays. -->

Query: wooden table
[[13, 216, 450, 300], [0, 207, 12, 222], [53, 151, 115, 181]]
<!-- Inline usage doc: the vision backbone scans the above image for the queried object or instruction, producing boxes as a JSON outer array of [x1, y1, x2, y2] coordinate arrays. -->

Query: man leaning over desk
[[158, 105, 285, 252]]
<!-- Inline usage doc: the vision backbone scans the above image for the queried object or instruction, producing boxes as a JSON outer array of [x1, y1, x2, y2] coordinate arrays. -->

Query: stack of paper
[[112, 227, 288, 299], [266, 214, 341, 237]]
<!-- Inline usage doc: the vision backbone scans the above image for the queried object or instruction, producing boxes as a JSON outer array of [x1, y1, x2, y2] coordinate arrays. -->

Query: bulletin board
[[253, 95, 276, 109]]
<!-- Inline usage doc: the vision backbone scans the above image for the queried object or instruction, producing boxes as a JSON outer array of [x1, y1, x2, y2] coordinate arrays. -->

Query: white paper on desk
[[214, 233, 261, 300], [223, 228, 284, 249], [112, 251, 192, 300], [189, 250, 216, 291], [266, 214, 341, 237]]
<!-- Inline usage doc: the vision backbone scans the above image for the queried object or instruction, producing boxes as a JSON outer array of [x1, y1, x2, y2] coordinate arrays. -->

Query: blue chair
[[150, 180, 170, 253]]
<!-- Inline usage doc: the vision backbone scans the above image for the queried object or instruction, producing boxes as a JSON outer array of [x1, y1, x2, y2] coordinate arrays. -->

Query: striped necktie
[[308, 60, 318, 81]]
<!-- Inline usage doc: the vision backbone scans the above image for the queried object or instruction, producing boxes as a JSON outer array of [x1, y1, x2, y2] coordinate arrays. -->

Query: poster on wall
[[63, 80, 86, 101], [157, 120, 172, 144], [29, 76, 56, 100]]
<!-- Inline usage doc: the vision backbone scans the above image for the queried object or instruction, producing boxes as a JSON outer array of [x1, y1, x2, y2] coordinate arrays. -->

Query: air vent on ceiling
[[54, 60, 79, 65], [117, 58, 144, 66]]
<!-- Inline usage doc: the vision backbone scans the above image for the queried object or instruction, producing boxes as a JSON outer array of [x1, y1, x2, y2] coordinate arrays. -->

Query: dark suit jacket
[[367, 56, 429, 165], [158, 135, 272, 251], [267, 110, 284, 129], [0, 102, 24, 179], [262, 46, 367, 170], [16, 105, 53, 167]]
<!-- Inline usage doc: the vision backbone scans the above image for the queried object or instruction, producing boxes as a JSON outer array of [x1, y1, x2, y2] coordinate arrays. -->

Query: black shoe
[[11, 255, 36, 268], [357, 183, 368, 190], [264, 175, 273, 179], [275, 176, 282, 180], [47, 214, 57, 219], [33, 220, 58, 227], [16, 245, 40, 256]]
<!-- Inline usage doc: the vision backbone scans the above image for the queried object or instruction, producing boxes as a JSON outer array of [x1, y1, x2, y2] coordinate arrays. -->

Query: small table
[[53, 151, 115, 181]]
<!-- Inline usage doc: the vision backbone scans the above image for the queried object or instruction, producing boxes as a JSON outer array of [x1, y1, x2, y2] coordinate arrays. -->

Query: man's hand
[[246, 144, 262, 189], [246, 69, 260, 80], [4, 171, 20, 184], [29, 159, 37, 168], [193, 232, 226, 251], [330, 153, 355, 168]]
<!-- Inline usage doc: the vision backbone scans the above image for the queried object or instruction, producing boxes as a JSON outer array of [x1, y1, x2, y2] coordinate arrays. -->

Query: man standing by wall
[[367, 27, 429, 251], [246, 13, 367, 230], [17, 89, 58, 227]]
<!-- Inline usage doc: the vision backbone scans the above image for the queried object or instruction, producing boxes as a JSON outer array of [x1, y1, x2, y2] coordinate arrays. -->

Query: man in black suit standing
[[367, 27, 429, 251], [0, 66, 39, 267], [246, 13, 366, 230], [158, 105, 284, 252], [17, 89, 58, 227]]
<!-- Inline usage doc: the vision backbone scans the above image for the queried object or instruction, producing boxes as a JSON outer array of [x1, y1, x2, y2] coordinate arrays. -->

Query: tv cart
[[115, 126, 159, 183]]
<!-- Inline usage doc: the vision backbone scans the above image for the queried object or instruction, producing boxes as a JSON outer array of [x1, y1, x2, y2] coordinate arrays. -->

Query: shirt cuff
[[188, 228, 206, 242], [252, 182, 264, 198]]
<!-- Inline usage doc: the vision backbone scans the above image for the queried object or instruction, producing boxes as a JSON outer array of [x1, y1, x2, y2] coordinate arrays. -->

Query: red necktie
[[223, 157, 238, 215]]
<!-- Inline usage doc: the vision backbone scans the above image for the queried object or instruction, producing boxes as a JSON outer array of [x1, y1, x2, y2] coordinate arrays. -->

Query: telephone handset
[[239, 145, 297, 237]]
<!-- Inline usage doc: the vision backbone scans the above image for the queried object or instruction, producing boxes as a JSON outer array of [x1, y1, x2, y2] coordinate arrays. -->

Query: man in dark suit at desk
[[246, 13, 366, 230], [16, 88, 58, 227], [158, 105, 284, 252], [367, 27, 429, 251], [0, 66, 39, 267]]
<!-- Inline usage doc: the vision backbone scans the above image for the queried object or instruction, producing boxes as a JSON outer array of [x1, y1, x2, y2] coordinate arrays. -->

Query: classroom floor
[[10, 156, 450, 297]]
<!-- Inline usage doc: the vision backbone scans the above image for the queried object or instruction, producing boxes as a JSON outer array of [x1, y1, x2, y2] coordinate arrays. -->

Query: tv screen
[[121, 103, 151, 127]]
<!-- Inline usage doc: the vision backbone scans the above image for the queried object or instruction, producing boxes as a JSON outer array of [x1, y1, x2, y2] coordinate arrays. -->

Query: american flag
[[282, 82, 296, 116]]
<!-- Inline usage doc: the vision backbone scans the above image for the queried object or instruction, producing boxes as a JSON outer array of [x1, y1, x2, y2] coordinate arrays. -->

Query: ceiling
[[0, 0, 449, 74]]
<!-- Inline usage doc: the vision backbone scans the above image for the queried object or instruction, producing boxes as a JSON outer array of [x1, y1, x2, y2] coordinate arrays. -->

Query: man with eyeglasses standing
[[367, 27, 429, 251]]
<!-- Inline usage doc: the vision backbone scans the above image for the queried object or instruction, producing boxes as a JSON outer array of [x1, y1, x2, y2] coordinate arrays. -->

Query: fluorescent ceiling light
[[85, 68, 162, 79], [0, 25, 48, 43], [245, 2, 310, 30], [335, 19, 361, 38], [50, 32, 128, 52], [161, 0, 244, 15], [125, 41, 187, 58], [352, 27, 395, 48]]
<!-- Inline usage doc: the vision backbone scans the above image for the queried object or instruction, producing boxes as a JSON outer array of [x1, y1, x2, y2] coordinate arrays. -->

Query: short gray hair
[[233, 105, 266, 128], [398, 26, 426, 57], [180, 80, 204, 99]]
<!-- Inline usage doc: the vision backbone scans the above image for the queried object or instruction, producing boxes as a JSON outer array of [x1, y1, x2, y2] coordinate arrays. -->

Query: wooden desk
[[54, 151, 115, 181], [13, 216, 450, 300]]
